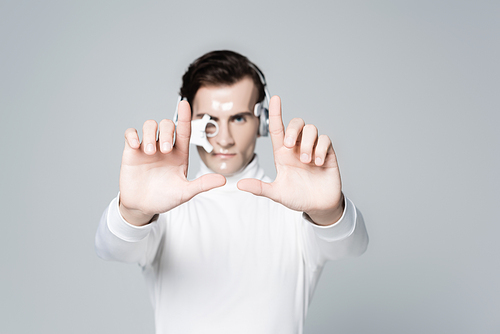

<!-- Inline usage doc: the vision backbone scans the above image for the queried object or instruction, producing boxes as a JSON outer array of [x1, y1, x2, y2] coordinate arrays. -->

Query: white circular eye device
[[172, 97, 219, 153], [189, 114, 219, 153]]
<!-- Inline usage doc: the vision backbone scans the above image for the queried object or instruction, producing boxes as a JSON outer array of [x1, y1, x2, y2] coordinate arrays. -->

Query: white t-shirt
[[95, 156, 368, 334]]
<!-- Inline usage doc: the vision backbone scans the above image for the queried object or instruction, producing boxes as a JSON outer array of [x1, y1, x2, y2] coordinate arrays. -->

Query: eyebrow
[[194, 111, 253, 121]]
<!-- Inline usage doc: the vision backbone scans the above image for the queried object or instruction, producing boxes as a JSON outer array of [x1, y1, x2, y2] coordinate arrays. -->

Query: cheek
[[235, 126, 258, 153]]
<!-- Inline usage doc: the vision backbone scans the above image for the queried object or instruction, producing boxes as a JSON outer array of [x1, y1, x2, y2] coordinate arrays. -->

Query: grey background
[[1, 0, 498, 333]]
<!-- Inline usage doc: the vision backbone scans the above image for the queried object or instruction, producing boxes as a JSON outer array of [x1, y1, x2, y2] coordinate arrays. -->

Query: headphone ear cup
[[253, 103, 261, 118], [259, 107, 269, 136]]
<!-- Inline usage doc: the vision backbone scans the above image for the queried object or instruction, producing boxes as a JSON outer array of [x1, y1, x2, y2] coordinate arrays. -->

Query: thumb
[[237, 178, 275, 199], [186, 173, 226, 198]]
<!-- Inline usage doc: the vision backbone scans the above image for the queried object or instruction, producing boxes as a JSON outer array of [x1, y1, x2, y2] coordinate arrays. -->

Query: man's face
[[192, 76, 260, 176]]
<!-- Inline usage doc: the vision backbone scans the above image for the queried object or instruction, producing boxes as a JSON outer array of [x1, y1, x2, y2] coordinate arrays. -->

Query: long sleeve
[[95, 195, 163, 267], [95, 162, 368, 333], [301, 197, 369, 266]]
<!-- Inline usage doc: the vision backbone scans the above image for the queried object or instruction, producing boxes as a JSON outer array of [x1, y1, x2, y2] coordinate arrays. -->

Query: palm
[[238, 96, 343, 223], [119, 101, 225, 220], [120, 144, 190, 215], [270, 145, 342, 213]]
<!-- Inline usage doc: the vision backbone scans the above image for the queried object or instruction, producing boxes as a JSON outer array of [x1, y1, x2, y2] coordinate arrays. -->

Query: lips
[[213, 153, 236, 159]]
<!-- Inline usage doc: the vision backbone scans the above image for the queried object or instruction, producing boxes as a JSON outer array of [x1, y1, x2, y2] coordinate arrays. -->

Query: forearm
[[306, 197, 369, 261], [95, 196, 155, 265]]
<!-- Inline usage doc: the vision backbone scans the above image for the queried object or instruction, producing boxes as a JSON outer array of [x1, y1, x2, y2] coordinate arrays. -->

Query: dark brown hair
[[179, 50, 266, 106]]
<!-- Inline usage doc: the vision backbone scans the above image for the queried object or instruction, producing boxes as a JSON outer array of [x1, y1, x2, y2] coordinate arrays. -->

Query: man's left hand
[[237, 96, 344, 226]]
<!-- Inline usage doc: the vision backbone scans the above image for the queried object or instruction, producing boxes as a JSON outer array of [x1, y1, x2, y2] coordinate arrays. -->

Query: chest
[[158, 191, 304, 284]]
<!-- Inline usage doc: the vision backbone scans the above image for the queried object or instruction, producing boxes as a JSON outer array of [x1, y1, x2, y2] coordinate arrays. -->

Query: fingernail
[[300, 153, 309, 162], [146, 143, 154, 153], [132, 139, 139, 148], [163, 142, 172, 151], [285, 137, 294, 147], [315, 157, 322, 165]]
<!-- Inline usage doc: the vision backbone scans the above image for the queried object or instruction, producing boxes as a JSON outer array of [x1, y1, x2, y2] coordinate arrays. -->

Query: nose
[[214, 121, 235, 148]]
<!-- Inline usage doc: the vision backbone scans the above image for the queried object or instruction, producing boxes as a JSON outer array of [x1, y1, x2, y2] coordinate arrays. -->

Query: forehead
[[192, 77, 258, 116]]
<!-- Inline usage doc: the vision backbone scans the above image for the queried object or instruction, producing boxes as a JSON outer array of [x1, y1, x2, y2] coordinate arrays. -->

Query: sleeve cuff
[[106, 195, 155, 242], [304, 197, 357, 242]]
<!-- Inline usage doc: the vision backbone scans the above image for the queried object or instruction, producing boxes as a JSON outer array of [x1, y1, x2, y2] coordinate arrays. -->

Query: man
[[96, 50, 368, 333]]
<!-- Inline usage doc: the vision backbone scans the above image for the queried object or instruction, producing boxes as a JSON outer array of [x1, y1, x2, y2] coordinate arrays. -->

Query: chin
[[202, 155, 250, 176], [199, 150, 254, 177], [208, 162, 243, 177]]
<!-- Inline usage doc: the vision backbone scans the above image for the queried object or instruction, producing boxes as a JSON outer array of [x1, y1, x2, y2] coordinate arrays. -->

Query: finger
[[237, 178, 276, 200], [159, 119, 175, 153], [284, 118, 305, 148], [324, 141, 339, 168], [185, 174, 226, 199], [313, 135, 332, 166], [299, 124, 318, 163], [268, 96, 284, 151], [175, 100, 192, 155], [142, 120, 158, 155], [124, 128, 140, 149]]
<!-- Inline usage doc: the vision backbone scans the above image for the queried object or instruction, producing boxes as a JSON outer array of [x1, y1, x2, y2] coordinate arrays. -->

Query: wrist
[[118, 201, 155, 227], [305, 195, 345, 226]]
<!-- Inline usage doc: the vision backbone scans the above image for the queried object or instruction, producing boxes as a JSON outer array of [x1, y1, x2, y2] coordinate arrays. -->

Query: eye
[[232, 115, 246, 123]]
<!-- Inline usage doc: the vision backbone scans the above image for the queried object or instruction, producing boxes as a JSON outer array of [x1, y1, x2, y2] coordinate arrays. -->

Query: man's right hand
[[118, 101, 226, 226]]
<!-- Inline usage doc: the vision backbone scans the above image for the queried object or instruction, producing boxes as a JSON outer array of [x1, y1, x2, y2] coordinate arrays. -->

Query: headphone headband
[[247, 62, 270, 136]]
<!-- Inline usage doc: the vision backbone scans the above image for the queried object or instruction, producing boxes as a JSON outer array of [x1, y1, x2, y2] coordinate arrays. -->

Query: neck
[[196, 154, 265, 191]]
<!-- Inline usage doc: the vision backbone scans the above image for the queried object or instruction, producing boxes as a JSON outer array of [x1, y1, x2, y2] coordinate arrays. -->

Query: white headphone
[[173, 64, 270, 153], [250, 63, 271, 138]]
